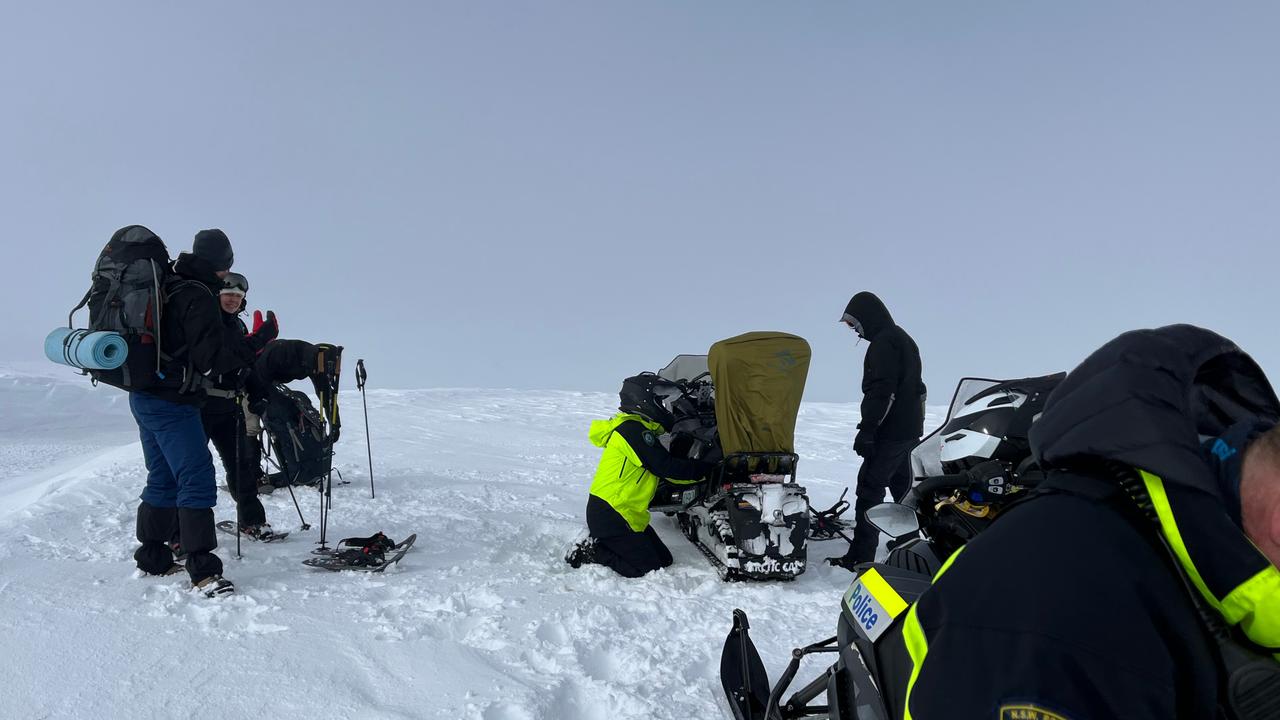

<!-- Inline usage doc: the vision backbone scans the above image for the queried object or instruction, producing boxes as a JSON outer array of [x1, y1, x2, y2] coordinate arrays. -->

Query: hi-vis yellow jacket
[[587, 413, 705, 532]]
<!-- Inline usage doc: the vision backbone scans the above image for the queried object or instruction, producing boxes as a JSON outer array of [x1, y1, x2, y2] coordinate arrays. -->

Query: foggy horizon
[[4, 2, 1278, 405]]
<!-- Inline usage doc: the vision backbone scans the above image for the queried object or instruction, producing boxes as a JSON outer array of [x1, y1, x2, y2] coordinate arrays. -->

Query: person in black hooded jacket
[[833, 291, 927, 566], [130, 229, 278, 596], [198, 271, 279, 539], [891, 325, 1280, 720]]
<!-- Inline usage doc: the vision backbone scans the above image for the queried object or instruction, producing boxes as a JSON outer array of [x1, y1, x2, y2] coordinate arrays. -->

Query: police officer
[[896, 325, 1280, 719]]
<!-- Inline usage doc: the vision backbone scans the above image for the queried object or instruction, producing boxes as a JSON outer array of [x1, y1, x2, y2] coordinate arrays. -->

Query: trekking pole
[[356, 359, 374, 499], [285, 483, 310, 531], [234, 391, 243, 560]]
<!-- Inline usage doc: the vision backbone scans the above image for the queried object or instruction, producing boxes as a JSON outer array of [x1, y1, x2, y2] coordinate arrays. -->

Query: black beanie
[[1202, 419, 1273, 528], [193, 229, 234, 271]]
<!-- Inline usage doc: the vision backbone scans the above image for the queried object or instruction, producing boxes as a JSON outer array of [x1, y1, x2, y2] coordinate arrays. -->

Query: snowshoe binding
[[216, 520, 289, 543], [808, 488, 854, 542]]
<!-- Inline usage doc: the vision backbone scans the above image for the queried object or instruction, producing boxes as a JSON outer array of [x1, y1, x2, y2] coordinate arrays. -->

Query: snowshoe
[[303, 533, 416, 572], [193, 575, 235, 598], [809, 488, 854, 542], [309, 531, 398, 556], [216, 520, 289, 543]]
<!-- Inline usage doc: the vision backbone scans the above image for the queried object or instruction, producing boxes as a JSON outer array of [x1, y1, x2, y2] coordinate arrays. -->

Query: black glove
[[853, 429, 875, 458], [247, 310, 279, 353]]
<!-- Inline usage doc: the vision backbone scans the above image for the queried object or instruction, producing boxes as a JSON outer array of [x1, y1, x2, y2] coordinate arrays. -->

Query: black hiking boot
[[193, 575, 236, 598], [564, 538, 598, 569], [239, 523, 284, 542], [824, 554, 865, 572]]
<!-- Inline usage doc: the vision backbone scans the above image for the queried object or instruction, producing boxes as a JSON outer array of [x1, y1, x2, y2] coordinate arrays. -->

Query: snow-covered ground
[[0, 365, 942, 720]]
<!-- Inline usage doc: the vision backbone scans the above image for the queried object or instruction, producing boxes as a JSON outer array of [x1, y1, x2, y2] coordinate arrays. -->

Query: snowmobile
[[647, 332, 813, 582], [719, 373, 1063, 719]]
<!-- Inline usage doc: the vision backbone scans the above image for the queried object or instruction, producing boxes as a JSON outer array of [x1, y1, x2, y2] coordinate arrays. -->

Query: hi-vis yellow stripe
[[860, 567, 909, 619], [903, 546, 966, 720]]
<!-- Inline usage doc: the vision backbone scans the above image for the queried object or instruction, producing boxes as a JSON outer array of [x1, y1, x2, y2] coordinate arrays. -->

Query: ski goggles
[[221, 272, 249, 296]]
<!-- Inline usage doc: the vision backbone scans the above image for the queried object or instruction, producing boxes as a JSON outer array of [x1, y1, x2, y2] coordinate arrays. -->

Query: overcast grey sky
[[3, 2, 1278, 402]]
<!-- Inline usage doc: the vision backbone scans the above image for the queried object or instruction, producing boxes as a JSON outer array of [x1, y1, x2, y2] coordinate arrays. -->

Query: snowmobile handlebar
[[906, 472, 973, 508]]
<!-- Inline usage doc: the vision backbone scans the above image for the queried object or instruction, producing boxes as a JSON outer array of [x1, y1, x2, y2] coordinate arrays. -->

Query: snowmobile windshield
[[911, 374, 1065, 478], [659, 355, 709, 383], [911, 378, 1003, 478], [708, 332, 811, 455]]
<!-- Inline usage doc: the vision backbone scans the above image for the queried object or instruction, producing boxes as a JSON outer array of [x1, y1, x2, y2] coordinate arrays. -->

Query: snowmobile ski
[[215, 521, 290, 542], [303, 533, 416, 572], [720, 609, 772, 720]]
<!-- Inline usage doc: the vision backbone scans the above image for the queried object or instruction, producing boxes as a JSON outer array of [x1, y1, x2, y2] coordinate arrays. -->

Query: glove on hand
[[247, 310, 279, 353], [853, 429, 875, 458]]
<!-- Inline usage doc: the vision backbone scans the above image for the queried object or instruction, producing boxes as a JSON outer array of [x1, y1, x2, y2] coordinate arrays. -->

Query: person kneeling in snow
[[566, 374, 716, 577]]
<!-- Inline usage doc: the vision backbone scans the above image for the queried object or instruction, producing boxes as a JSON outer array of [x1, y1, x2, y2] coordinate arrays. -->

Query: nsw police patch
[[642, 431, 656, 446], [999, 704, 1071, 720]]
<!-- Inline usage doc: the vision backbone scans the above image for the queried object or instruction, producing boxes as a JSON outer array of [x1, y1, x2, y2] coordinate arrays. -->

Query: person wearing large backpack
[[129, 229, 278, 596], [198, 271, 281, 541], [565, 374, 717, 578]]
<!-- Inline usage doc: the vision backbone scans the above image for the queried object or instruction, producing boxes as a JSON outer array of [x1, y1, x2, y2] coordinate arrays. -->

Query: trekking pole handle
[[356, 359, 367, 391]]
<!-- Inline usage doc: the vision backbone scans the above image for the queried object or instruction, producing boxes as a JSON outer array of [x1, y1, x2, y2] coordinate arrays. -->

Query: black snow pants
[[586, 494, 673, 578], [846, 438, 917, 564], [202, 406, 267, 527]]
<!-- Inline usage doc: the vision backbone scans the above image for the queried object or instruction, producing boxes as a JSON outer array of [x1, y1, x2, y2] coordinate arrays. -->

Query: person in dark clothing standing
[[199, 271, 279, 540], [131, 229, 278, 597], [832, 291, 927, 568], [894, 325, 1280, 719]]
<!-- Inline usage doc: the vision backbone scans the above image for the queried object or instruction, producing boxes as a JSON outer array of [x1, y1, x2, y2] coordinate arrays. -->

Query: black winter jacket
[[141, 253, 257, 406], [901, 325, 1280, 719], [844, 292, 926, 440], [202, 310, 250, 415]]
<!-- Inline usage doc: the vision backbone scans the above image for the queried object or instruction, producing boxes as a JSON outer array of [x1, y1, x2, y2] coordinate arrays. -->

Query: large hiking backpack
[[261, 385, 333, 489], [67, 226, 173, 391], [69, 226, 209, 392]]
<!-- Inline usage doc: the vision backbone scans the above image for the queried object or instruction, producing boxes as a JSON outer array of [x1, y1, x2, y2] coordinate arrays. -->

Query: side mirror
[[864, 502, 920, 539]]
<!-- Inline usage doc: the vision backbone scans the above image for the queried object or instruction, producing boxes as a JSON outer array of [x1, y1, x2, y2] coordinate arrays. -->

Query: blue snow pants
[[129, 392, 218, 509]]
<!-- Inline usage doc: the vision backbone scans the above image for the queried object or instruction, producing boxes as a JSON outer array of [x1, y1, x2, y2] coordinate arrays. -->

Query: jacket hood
[[589, 413, 662, 448], [843, 292, 894, 340], [1030, 325, 1280, 648], [1031, 324, 1279, 493]]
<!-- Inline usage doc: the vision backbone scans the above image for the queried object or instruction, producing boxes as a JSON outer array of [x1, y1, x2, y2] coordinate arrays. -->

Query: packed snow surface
[[0, 365, 943, 719]]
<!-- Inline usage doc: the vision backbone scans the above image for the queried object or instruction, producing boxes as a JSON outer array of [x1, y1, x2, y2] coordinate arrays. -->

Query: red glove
[[247, 310, 279, 353]]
